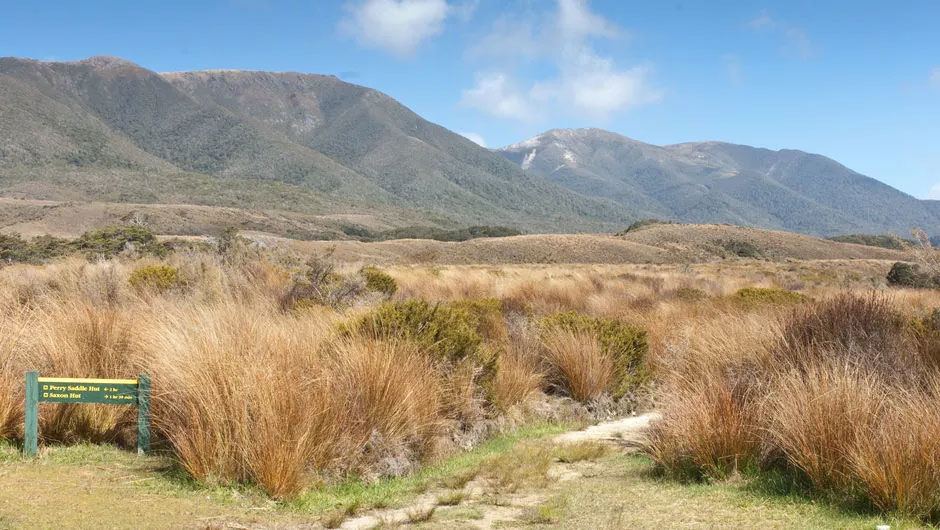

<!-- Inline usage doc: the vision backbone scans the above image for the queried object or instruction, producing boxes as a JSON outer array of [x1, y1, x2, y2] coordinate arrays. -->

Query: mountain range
[[1, 55, 937, 238]]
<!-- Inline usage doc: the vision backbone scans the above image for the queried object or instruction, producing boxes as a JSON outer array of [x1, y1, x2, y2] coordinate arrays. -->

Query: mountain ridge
[[497, 128, 939, 236], [0, 56, 936, 238], [0, 55, 627, 234]]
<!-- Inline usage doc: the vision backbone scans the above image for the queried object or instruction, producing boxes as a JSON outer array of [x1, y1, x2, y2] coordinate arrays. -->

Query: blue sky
[[2, 0, 938, 199]]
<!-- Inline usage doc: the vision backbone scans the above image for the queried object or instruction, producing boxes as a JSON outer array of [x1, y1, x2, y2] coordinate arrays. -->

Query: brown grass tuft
[[539, 328, 614, 401]]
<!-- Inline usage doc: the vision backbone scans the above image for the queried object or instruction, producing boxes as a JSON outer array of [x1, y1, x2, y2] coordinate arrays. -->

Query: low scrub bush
[[730, 287, 807, 308], [0, 233, 73, 264], [75, 225, 167, 258], [720, 239, 762, 259], [449, 298, 507, 342], [128, 265, 182, 292], [887, 262, 940, 289], [280, 257, 364, 310], [360, 266, 397, 296], [828, 234, 911, 250], [618, 218, 674, 234], [539, 312, 649, 398], [672, 287, 708, 301], [341, 299, 482, 364], [375, 225, 521, 242]]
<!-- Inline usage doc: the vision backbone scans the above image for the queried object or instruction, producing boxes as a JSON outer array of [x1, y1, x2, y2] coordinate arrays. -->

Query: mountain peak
[[501, 128, 642, 153], [75, 55, 138, 68]]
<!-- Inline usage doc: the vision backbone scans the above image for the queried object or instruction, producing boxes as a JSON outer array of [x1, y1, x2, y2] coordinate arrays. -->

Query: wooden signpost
[[24, 371, 150, 456]]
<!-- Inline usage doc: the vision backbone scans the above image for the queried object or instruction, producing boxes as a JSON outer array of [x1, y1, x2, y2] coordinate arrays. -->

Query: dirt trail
[[554, 412, 660, 446], [339, 413, 660, 529]]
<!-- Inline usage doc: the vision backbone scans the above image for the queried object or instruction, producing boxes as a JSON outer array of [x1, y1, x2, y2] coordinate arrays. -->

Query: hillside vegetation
[[0, 56, 626, 234]]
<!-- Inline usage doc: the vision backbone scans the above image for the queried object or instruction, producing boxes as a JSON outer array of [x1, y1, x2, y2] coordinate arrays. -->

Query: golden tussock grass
[[487, 342, 542, 412], [539, 328, 614, 402]]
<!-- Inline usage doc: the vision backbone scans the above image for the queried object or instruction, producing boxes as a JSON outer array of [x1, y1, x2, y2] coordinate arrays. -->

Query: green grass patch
[[289, 421, 572, 513]]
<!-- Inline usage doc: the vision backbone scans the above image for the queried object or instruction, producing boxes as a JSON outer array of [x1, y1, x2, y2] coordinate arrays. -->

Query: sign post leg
[[137, 374, 150, 455], [24, 371, 38, 457]]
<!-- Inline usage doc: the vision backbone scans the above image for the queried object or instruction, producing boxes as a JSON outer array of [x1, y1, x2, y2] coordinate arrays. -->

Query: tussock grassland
[[0, 243, 937, 522], [647, 292, 940, 522]]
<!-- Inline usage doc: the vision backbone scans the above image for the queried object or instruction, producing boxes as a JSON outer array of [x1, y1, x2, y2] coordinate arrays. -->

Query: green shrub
[[720, 239, 762, 259], [887, 262, 939, 289], [618, 218, 674, 234], [731, 287, 808, 307], [341, 300, 482, 363], [0, 233, 74, 264], [373, 225, 521, 242], [360, 267, 397, 296], [827, 234, 911, 250], [75, 225, 167, 258], [449, 298, 507, 342], [128, 265, 182, 292], [539, 312, 649, 397], [673, 287, 709, 301]]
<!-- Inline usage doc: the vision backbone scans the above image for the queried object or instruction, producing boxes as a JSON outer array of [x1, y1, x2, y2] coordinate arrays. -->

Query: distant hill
[[498, 128, 940, 237], [0, 56, 627, 235], [276, 223, 911, 265]]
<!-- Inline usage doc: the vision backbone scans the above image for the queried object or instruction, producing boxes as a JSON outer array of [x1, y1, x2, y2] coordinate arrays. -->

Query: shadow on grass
[[635, 451, 895, 524]]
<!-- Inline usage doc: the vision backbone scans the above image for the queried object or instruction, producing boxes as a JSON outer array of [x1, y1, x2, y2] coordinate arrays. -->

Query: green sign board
[[24, 372, 150, 457], [37, 377, 138, 404]]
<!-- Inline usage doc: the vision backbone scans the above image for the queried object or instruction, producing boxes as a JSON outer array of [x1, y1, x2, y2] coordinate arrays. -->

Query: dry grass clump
[[143, 302, 344, 497], [144, 302, 447, 497], [647, 291, 940, 521], [648, 368, 763, 479], [540, 329, 614, 401], [539, 312, 649, 398], [766, 365, 886, 491], [487, 342, 542, 412], [849, 379, 940, 519], [329, 338, 444, 476], [0, 314, 26, 440], [27, 303, 140, 444]]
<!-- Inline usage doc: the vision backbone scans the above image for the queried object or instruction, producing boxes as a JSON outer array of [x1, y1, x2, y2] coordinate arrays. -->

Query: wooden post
[[24, 371, 38, 457], [137, 374, 150, 455]]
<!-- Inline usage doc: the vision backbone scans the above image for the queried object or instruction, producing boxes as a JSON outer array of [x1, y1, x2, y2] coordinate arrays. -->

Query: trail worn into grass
[[554, 412, 660, 446]]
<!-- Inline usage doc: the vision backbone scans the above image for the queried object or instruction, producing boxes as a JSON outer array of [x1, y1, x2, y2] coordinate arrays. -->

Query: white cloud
[[930, 67, 940, 89], [340, 0, 451, 58], [461, 73, 538, 121], [458, 131, 487, 147], [557, 0, 620, 40], [461, 0, 659, 122], [747, 10, 814, 59], [927, 183, 940, 200]]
